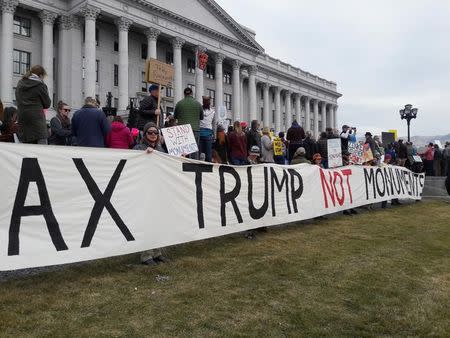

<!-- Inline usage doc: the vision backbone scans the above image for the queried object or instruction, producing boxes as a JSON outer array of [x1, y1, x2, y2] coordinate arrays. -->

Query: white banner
[[0, 143, 425, 271]]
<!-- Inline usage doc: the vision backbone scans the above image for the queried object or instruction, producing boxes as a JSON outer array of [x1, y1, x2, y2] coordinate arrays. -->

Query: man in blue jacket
[[72, 97, 111, 147]]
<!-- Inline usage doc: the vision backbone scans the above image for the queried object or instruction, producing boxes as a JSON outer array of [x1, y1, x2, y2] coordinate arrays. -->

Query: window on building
[[13, 49, 31, 75], [142, 72, 147, 92], [166, 51, 173, 65], [260, 107, 264, 122], [206, 64, 215, 79], [95, 28, 99, 46], [114, 98, 119, 108], [272, 93, 275, 103], [114, 41, 119, 52], [114, 64, 119, 87], [141, 44, 147, 59], [187, 83, 195, 97], [166, 86, 173, 97], [272, 110, 275, 124], [260, 88, 264, 100], [95, 94, 100, 106], [13, 16, 31, 37], [224, 93, 232, 111], [223, 71, 232, 84], [96, 59, 99, 83], [207, 89, 215, 106], [187, 59, 195, 73]]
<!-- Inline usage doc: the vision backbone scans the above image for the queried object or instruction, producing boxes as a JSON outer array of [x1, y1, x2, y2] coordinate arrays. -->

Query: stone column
[[320, 101, 327, 132], [172, 37, 184, 105], [215, 53, 225, 107], [194, 46, 206, 102], [58, 16, 71, 103], [81, 5, 100, 98], [313, 99, 319, 139], [327, 104, 333, 130], [294, 93, 301, 124], [240, 74, 245, 120], [115, 17, 132, 112], [248, 65, 257, 122], [304, 96, 311, 132], [232, 60, 241, 121], [0, 0, 18, 105], [274, 86, 281, 132], [145, 27, 160, 60], [39, 10, 58, 107], [69, 15, 83, 109], [263, 83, 270, 128], [285, 90, 292, 130], [333, 105, 338, 129]]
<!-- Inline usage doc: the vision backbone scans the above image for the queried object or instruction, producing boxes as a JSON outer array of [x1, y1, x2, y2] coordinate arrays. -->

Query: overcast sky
[[218, 0, 450, 137]]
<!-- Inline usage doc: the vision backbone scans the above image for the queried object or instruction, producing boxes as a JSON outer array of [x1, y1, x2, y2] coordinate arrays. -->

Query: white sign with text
[[161, 124, 198, 157]]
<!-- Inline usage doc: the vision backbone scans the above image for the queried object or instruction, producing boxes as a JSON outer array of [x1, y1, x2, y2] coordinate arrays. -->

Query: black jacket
[[137, 95, 163, 130], [303, 137, 317, 161]]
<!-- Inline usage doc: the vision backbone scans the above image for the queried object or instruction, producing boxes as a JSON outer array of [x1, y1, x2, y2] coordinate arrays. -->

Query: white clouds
[[218, 0, 450, 136]]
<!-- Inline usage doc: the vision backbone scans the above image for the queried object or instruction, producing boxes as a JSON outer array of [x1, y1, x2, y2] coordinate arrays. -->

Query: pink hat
[[131, 128, 139, 137]]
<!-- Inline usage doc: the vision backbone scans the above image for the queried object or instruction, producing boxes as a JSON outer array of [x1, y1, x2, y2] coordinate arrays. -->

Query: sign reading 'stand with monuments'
[[0, 143, 424, 271]]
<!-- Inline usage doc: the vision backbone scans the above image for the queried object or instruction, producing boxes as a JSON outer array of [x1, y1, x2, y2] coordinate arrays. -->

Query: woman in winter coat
[[49, 101, 72, 145], [15, 65, 51, 144], [260, 127, 274, 163], [317, 132, 329, 168], [106, 116, 134, 149], [133, 122, 168, 266], [227, 121, 248, 165]]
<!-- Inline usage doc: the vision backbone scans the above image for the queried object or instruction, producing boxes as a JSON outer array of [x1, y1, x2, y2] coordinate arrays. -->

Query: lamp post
[[399, 104, 418, 142]]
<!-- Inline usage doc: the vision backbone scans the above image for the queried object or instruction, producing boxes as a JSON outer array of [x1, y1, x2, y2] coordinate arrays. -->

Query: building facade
[[0, 0, 341, 136]]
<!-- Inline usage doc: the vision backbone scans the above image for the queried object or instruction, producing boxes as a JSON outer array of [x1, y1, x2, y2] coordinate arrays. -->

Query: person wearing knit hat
[[133, 122, 169, 265], [291, 147, 311, 165], [312, 153, 323, 167], [137, 84, 163, 130]]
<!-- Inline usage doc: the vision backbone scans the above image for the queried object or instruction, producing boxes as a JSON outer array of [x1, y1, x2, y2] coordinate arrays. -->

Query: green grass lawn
[[1, 201, 449, 337]]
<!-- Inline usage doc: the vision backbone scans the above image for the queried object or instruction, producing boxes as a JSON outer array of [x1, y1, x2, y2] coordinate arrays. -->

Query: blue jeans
[[199, 134, 213, 162], [230, 157, 247, 165]]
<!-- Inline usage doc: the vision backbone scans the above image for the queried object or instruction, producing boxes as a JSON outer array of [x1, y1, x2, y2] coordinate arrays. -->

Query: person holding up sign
[[137, 84, 163, 131]]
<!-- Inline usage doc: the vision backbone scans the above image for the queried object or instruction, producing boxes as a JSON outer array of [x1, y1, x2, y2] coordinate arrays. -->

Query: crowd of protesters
[[1, 64, 450, 261]]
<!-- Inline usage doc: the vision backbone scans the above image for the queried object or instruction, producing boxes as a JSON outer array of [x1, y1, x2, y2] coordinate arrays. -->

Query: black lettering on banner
[[383, 167, 392, 197], [396, 169, 406, 194], [73, 159, 134, 248], [219, 166, 243, 227], [375, 168, 386, 197], [390, 167, 401, 194], [182, 163, 213, 229], [8, 158, 68, 256], [364, 168, 376, 199], [247, 166, 269, 219], [270, 168, 291, 216], [288, 169, 304, 213]]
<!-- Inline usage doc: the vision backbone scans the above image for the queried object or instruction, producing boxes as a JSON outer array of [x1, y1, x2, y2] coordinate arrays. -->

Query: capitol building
[[0, 0, 341, 135]]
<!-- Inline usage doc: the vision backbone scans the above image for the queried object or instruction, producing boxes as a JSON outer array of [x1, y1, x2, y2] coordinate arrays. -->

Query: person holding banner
[[133, 122, 169, 265], [317, 132, 329, 168], [137, 84, 163, 130], [260, 127, 274, 163], [199, 96, 217, 162], [286, 120, 305, 163], [48, 101, 72, 146]]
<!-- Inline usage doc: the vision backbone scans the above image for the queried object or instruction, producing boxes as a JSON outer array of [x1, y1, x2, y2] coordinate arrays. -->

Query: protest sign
[[327, 138, 342, 168], [161, 124, 198, 156], [0, 143, 424, 271], [388, 129, 398, 141], [363, 143, 374, 163], [273, 138, 284, 156], [412, 155, 423, 163], [145, 58, 174, 86], [348, 141, 364, 164], [217, 106, 227, 121]]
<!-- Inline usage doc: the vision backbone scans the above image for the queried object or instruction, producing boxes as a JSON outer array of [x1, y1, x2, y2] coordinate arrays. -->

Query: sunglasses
[[63, 109, 71, 112], [146, 130, 159, 135]]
